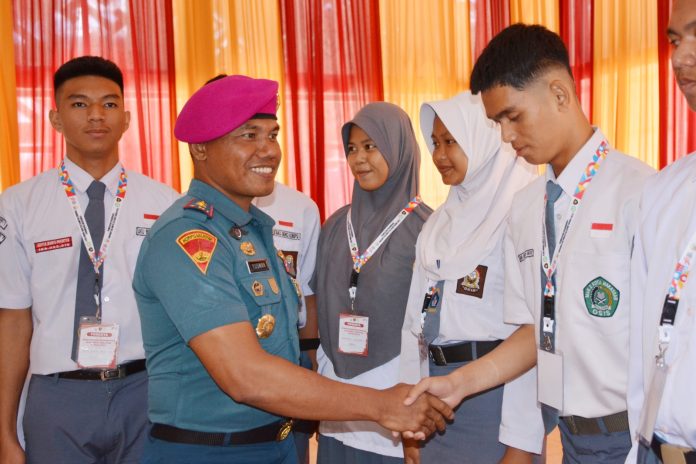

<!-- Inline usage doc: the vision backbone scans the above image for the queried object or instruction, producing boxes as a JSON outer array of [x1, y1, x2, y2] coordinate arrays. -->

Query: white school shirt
[[626, 152, 696, 459], [0, 158, 179, 374], [253, 182, 320, 328], [504, 128, 654, 419], [400, 228, 545, 453]]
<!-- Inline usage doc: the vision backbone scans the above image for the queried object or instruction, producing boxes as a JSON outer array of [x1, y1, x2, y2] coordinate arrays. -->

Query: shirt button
[[104, 296, 110, 303]]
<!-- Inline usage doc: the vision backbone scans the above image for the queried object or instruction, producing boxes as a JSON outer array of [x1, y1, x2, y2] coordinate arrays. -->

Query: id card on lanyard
[[339, 196, 421, 356], [537, 141, 609, 410], [60, 161, 128, 368], [638, 227, 696, 446]]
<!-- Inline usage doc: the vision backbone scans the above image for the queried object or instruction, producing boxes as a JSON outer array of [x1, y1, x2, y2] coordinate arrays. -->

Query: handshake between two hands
[[377, 374, 465, 441]]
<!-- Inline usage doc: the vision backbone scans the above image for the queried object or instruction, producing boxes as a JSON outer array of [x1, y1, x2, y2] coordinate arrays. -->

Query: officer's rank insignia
[[456, 265, 488, 299], [583, 277, 620, 317], [268, 277, 280, 294], [176, 230, 218, 274], [183, 199, 214, 218], [252, 280, 265, 296], [240, 241, 256, 256]]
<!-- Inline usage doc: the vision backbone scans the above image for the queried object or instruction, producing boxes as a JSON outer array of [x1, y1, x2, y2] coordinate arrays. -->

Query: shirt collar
[[62, 156, 123, 197], [545, 127, 608, 196], [186, 179, 274, 227]]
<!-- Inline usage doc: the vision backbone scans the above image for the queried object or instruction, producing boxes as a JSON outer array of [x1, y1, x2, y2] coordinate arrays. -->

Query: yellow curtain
[[509, 0, 559, 32], [379, 0, 471, 209], [0, 0, 20, 192], [593, 0, 659, 169], [172, 0, 287, 190]]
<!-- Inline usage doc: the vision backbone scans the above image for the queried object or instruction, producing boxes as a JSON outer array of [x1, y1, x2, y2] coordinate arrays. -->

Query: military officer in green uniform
[[133, 75, 453, 464]]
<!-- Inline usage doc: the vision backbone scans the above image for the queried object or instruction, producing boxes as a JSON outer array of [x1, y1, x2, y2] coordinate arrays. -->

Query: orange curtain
[[379, 0, 471, 208], [172, 0, 287, 190], [0, 0, 20, 192], [510, 0, 559, 32], [593, 0, 659, 168]]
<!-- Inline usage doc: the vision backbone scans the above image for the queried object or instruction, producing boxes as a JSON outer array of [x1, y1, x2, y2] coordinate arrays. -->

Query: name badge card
[[338, 313, 369, 356], [537, 349, 564, 411], [77, 321, 120, 369]]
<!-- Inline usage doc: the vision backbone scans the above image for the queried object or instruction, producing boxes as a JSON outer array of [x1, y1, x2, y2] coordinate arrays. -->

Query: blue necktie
[[545, 180, 564, 259], [540, 180, 564, 429], [71, 181, 106, 361]]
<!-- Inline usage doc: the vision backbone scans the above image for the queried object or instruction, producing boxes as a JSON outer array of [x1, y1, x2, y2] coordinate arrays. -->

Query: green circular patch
[[583, 277, 620, 317]]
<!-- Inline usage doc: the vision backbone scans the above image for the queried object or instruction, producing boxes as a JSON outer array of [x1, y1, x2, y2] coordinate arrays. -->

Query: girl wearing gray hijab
[[312, 102, 432, 463], [399, 92, 542, 463]]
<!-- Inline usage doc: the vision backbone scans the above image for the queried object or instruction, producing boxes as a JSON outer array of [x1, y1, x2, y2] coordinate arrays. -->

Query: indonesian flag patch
[[176, 230, 218, 274]]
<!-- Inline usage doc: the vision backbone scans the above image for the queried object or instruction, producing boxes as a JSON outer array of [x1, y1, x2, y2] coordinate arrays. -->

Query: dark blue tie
[[539, 180, 564, 429], [545, 180, 564, 259], [71, 181, 106, 361], [422, 280, 445, 345]]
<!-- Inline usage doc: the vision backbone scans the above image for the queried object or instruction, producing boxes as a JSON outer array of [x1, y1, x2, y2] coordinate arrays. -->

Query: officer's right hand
[[377, 383, 453, 440], [0, 439, 26, 464]]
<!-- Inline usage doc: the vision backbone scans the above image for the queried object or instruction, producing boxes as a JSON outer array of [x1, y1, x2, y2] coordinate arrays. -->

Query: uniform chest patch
[[281, 250, 299, 278], [34, 237, 73, 253], [583, 277, 620, 317], [456, 265, 488, 299], [176, 230, 218, 274], [273, 229, 301, 241], [247, 259, 270, 273]]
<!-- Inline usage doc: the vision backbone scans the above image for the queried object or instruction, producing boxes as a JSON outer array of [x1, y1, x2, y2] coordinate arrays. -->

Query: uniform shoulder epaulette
[[183, 198, 214, 219]]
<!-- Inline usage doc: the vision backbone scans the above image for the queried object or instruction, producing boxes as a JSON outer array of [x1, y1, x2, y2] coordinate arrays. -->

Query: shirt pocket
[[238, 274, 282, 315], [564, 251, 630, 336]]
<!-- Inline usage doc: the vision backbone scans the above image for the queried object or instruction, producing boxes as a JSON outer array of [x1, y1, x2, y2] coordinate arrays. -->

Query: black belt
[[560, 411, 629, 435], [299, 338, 320, 351], [151, 420, 293, 446], [51, 359, 146, 381], [651, 434, 696, 464], [428, 340, 502, 366]]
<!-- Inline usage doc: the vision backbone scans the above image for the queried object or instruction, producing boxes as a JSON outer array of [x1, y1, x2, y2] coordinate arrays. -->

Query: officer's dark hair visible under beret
[[470, 23, 572, 94], [54, 56, 124, 96]]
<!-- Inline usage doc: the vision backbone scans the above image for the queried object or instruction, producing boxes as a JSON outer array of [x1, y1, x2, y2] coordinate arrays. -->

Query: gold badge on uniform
[[252, 280, 265, 296], [240, 241, 256, 256], [268, 277, 280, 294], [256, 314, 276, 338]]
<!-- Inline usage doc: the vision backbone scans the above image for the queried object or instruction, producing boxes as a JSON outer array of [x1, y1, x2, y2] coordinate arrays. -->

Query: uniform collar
[[545, 127, 608, 196], [187, 179, 274, 227], [62, 156, 123, 197]]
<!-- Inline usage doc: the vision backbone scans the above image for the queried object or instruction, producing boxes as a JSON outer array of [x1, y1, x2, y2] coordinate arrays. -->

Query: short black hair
[[53, 56, 124, 95], [470, 24, 572, 94]]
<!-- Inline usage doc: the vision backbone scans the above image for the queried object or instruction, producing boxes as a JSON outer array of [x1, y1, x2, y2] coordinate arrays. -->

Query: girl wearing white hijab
[[399, 92, 542, 463]]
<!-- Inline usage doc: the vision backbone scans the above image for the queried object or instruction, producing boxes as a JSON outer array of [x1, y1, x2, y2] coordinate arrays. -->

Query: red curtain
[[472, 0, 510, 61], [280, 0, 384, 220], [13, 0, 179, 189], [560, 0, 594, 120], [658, 0, 696, 167]]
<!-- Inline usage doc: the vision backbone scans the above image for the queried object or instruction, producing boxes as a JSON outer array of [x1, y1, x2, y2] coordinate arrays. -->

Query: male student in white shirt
[[403, 24, 654, 463], [627, 1, 696, 463]]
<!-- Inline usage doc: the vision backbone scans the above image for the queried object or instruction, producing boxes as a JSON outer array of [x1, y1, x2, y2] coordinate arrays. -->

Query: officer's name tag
[[77, 322, 120, 369], [338, 313, 369, 356], [537, 349, 564, 411]]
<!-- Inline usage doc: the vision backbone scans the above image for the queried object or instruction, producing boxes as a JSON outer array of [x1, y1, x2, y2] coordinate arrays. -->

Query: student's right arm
[[0, 308, 32, 464], [403, 323, 537, 413]]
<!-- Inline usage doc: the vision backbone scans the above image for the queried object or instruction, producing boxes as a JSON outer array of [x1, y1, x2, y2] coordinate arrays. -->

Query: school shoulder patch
[[583, 277, 620, 317], [176, 229, 218, 274]]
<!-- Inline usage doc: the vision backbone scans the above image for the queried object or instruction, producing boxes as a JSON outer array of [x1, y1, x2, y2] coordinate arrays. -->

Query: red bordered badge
[[176, 230, 218, 274]]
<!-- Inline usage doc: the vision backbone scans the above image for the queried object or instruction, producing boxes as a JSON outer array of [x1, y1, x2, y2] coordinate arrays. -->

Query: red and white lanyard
[[59, 160, 128, 276], [540, 141, 609, 346], [346, 196, 421, 310]]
